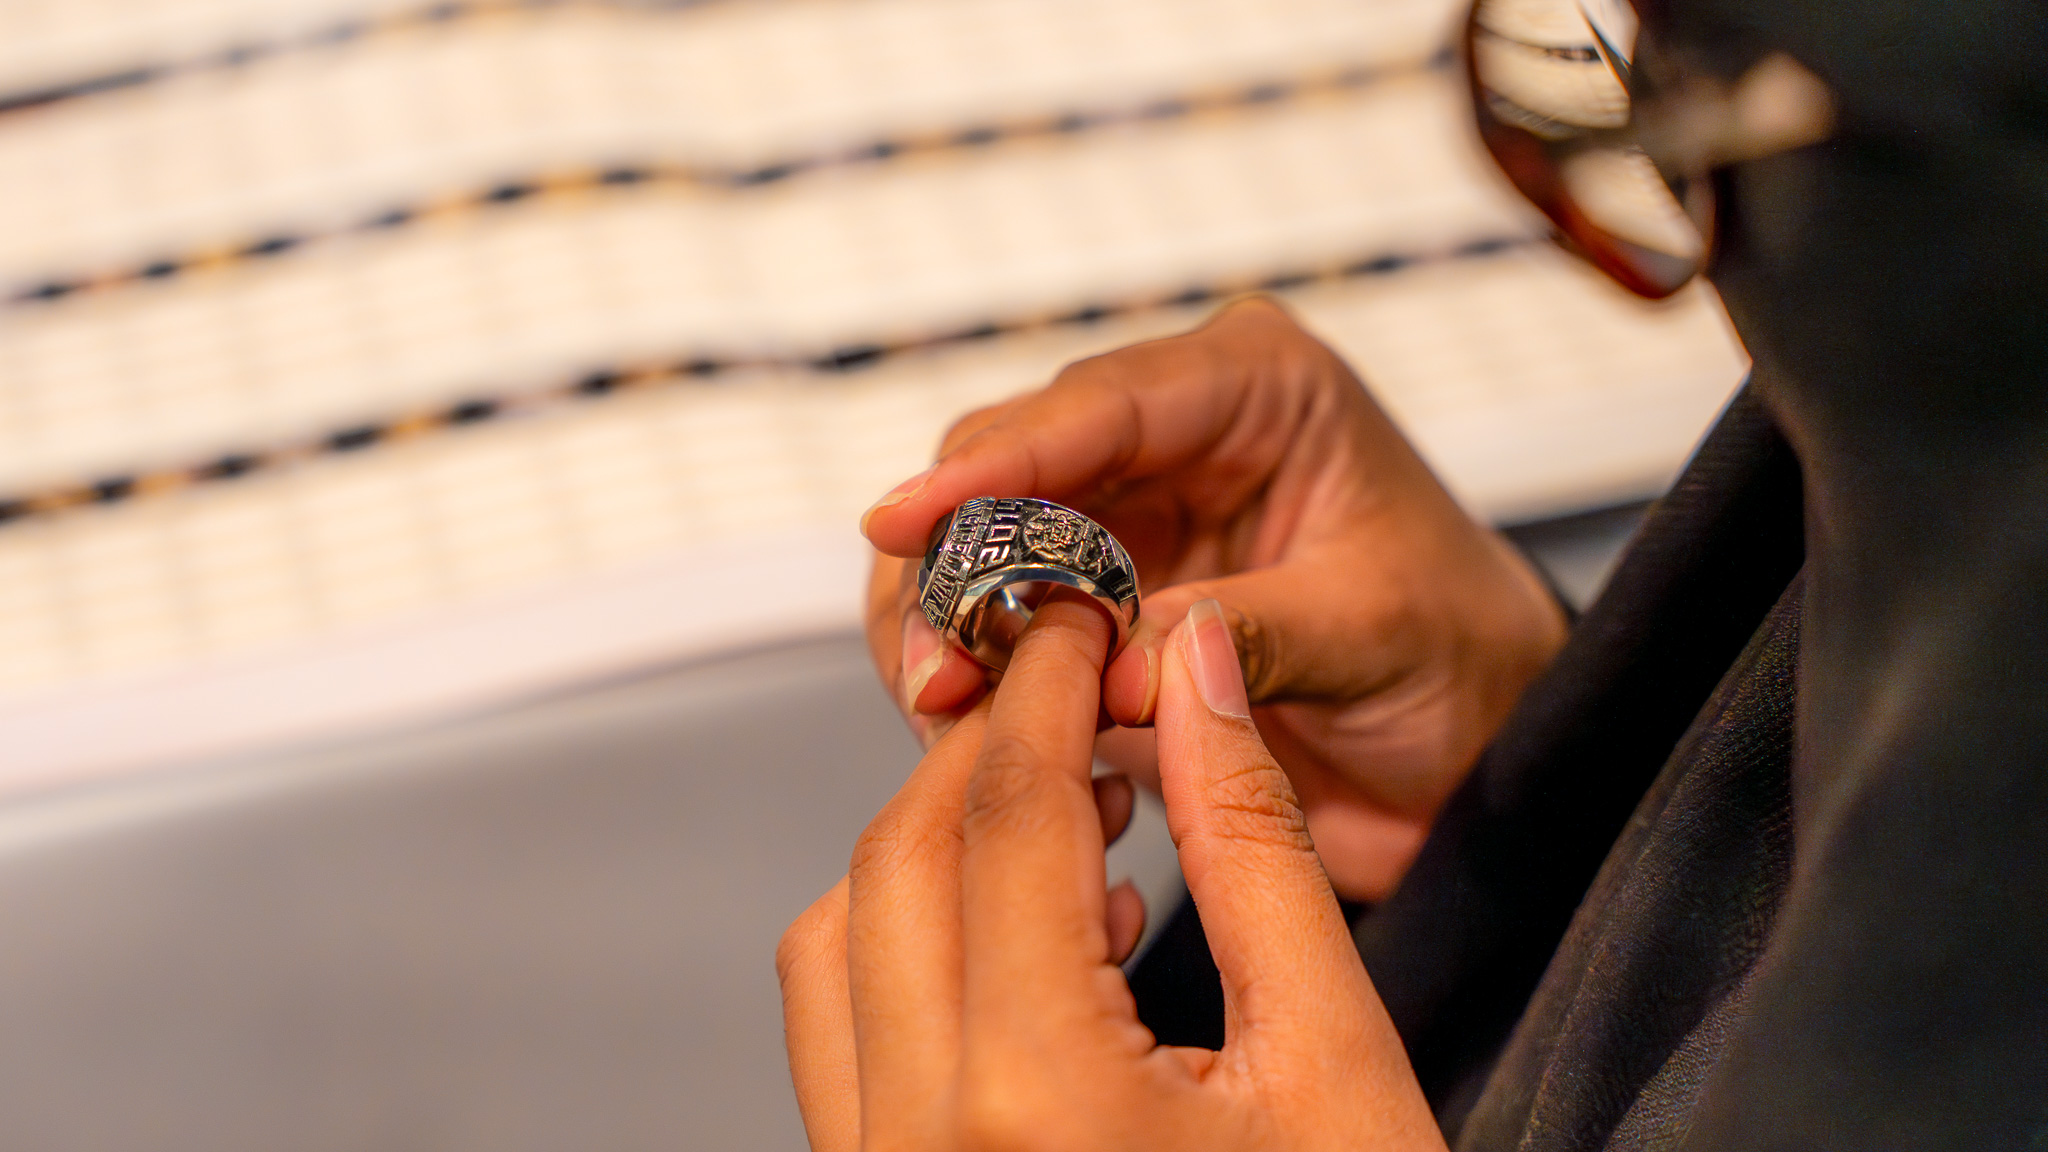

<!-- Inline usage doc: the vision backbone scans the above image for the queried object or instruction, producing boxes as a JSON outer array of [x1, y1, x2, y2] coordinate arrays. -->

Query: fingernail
[[903, 615, 945, 712], [860, 465, 937, 536], [1183, 599, 1250, 718]]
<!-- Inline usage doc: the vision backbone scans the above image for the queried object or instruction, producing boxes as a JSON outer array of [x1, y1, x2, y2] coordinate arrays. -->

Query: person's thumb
[[1153, 599, 1377, 1054], [1103, 550, 1421, 727]]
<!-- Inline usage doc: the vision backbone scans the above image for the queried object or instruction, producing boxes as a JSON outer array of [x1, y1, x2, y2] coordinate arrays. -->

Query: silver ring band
[[918, 497, 1140, 671]]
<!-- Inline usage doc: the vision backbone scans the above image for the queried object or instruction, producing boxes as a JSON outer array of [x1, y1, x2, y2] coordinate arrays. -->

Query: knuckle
[[1216, 293, 1287, 323], [1055, 336, 1197, 395], [848, 808, 924, 883], [955, 1075, 1057, 1152], [1046, 352, 1109, 391], [1205, 294, 1301, 346], [960, 732, 1064, 839], [775, 892, 845, 985], [1198, 760, 1315, 853]]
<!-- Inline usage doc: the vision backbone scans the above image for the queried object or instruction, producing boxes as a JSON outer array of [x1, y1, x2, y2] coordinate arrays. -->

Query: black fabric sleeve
[[1352, 383, 1807, 1129], [1665, 463, 2048, 1149]]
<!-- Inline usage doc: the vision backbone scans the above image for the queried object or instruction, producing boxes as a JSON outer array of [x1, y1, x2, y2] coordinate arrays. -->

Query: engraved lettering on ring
[[917, 497, 1141, 670]]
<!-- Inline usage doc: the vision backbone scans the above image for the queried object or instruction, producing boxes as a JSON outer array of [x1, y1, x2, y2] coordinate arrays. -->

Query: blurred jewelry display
[[3, 56, 1440, 314], [0, 233, 1529, 529], [919, 497, 1139, 670]]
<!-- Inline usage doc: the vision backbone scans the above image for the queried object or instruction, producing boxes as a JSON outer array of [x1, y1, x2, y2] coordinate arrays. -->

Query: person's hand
[[779, 595, 1447, 1152], [862, 297, 1566, 899]]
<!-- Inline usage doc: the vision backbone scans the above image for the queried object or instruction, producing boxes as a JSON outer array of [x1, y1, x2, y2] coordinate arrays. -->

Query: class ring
[[917, 497, 1140, 671]]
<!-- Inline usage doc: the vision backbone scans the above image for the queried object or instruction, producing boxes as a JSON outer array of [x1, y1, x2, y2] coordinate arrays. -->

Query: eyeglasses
[[1464, 0, 1834, 299]]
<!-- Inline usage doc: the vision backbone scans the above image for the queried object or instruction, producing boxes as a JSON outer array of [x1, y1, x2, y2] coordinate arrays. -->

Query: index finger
[[957, 595, 1131, 1045], [861, 297, 1308, 558]]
